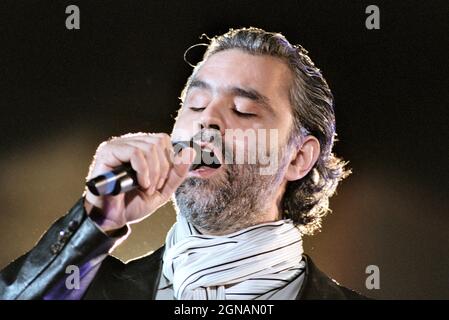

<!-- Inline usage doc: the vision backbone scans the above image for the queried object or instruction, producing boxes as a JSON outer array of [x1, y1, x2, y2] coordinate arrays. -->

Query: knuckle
[[121, 132, 144, 139], [155, 132, 169, 139], [160, 133, 170, 141], [132, 147, 143, 158], [155, 133, 171, 144], [96, 141, 114, 157], [143, 148, 152, 159], [108, 135, 121, 143], [96, 140, 108, 152], [147, 143, 156, 153]]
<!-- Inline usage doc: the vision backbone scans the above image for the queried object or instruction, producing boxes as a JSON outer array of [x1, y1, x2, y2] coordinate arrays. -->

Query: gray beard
[[173, 160, 286, 235]]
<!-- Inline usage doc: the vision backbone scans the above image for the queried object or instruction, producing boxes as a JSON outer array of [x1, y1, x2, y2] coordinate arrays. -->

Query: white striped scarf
[[162, 215, 305, 300]]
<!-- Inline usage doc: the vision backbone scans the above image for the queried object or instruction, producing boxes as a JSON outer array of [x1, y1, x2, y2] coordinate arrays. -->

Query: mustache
[[189, 128, 281, 173], [191, 128, 221, 147], [190, 129, 232, 162]]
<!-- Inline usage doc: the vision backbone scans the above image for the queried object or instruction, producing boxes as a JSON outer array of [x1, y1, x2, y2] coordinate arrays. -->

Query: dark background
[[0, 0, 448, 299]]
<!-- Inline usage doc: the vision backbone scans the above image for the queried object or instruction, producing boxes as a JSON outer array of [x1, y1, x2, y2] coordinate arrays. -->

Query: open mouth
[[172, 140, 222, 173], [190, 147, 222, 171]]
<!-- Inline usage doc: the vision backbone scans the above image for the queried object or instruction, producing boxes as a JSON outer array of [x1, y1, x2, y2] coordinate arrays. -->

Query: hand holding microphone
[[86, 140, 220, 196], [83, 133, 201, 233]]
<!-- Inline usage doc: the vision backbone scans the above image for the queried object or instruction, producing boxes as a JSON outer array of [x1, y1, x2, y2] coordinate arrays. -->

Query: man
[[0, 27, 363, 300]]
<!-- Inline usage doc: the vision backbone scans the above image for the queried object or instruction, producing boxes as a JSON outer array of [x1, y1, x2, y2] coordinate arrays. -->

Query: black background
[[0, 0, 448, 299]]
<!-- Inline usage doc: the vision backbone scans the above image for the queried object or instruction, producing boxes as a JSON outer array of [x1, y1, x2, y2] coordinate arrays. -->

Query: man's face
[[172, 49, 296, 234]]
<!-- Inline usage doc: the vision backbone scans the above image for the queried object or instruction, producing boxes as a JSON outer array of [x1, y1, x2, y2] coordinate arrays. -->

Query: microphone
[[85, 140, 220, 196]]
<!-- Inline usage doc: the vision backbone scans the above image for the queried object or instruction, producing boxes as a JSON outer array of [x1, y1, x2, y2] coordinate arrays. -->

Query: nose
[[200, 123, 220, 131], [198, 99, 226, 136]]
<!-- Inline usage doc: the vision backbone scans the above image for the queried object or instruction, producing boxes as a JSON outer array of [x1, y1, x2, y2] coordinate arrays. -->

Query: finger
[[121, 133, 172, 149], [117, 139, 171, 193], [128, 147, 151, 189], [145, 144, 160, 194], [155, 145, 171, 190], [123, 136, 173, 190], [134, 143, 169, 193], [96, 142, 151, 189], [123, 135, 174, 164], [159, 147, 196, 198]]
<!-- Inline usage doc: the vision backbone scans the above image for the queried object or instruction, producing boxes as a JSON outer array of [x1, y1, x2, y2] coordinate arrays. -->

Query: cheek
[[242, 119, 287, 150], [223, 129, 278, 164], [223, 117, 291, 164]]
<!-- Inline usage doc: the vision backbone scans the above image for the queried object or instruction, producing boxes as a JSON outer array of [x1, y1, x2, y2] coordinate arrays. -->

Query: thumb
[[159, 147, 196, 198]]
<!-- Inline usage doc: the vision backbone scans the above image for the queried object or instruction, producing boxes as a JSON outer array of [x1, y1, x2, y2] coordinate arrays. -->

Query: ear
[[285, 136, 321, 181]]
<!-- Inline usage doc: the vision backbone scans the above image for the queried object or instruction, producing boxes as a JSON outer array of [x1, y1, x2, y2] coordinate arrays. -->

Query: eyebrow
[[189, 79, 211, 91], [187, 79, 274, 113]]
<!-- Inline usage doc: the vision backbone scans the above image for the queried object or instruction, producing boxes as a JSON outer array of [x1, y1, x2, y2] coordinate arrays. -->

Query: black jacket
[[0, 198, 366, 300]]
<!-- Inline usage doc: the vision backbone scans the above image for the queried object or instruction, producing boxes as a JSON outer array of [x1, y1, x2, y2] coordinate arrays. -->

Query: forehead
[[194, 49, 292, 102]]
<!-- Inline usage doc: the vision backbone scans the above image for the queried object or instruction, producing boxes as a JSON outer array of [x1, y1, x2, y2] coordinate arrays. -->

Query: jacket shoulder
[[298, 255, 369, 300], [83, 247, 164, 299]]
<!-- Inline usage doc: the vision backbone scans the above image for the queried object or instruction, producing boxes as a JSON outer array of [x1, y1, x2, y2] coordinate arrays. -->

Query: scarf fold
[[162, 215, 305, 300]]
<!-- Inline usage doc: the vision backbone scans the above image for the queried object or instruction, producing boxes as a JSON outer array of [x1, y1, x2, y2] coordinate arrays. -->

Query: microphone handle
[[86, 163, 137, 196]]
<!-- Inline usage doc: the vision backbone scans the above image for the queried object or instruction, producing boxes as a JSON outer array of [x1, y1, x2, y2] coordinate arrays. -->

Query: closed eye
[[189, 107, 205, 112], [189, 106, 256, 118], [232, 108, 257, 118]]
